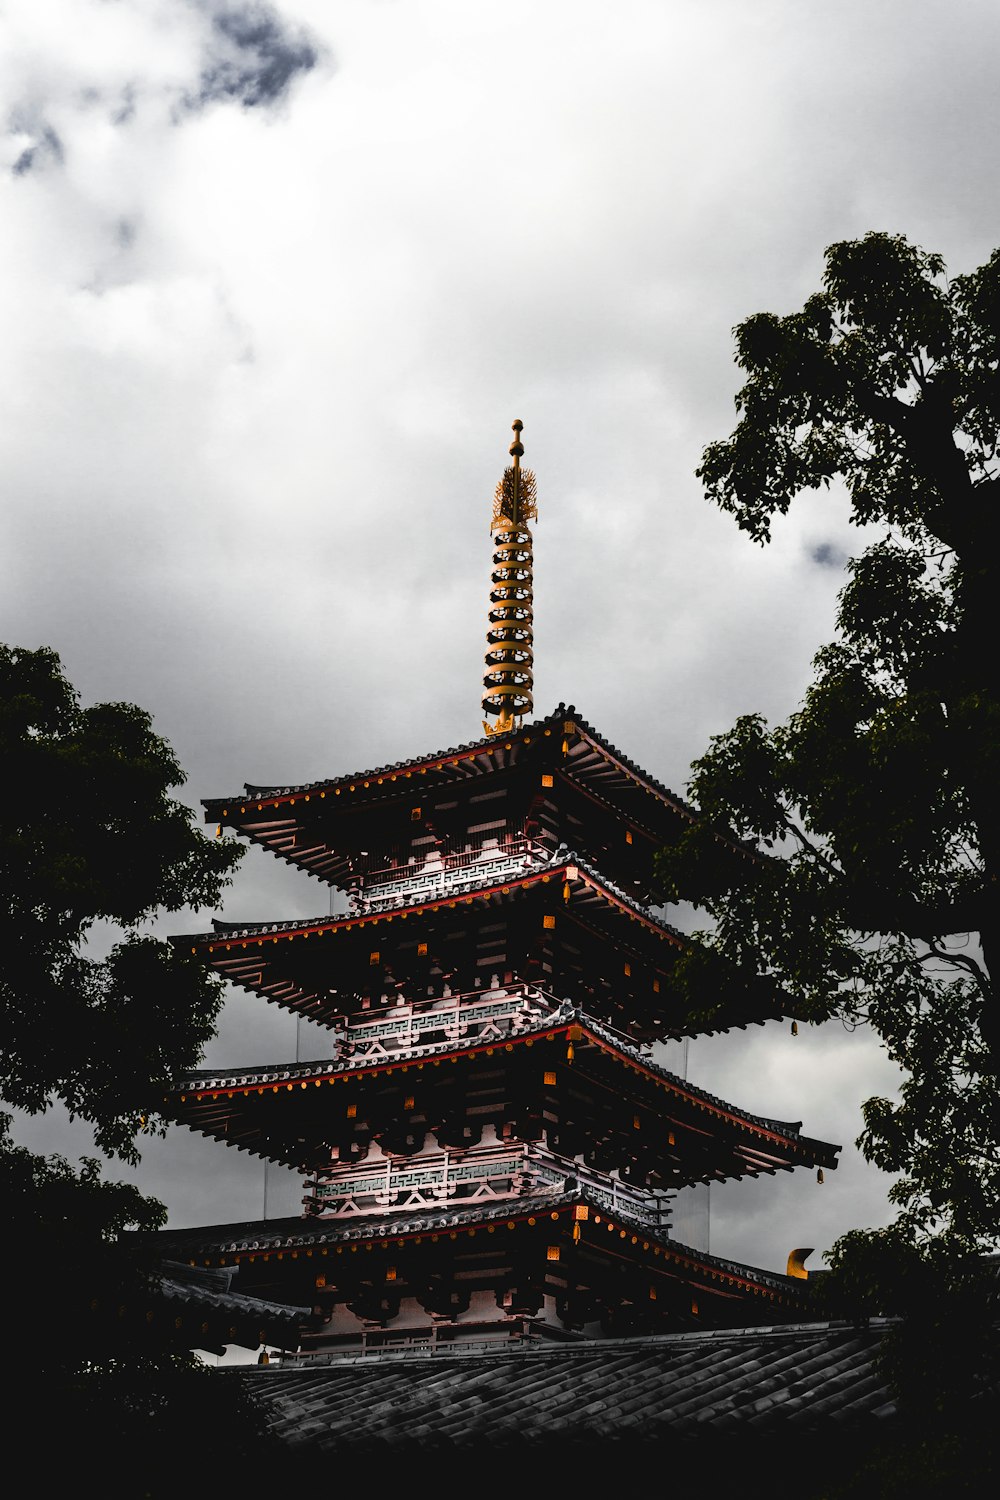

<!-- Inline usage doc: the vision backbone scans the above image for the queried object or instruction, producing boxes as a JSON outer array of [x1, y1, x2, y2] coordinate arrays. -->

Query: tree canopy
[[0, 642, 242, 1388], [655, 233, 1000, 1270], [0, 643, 241, 1160]]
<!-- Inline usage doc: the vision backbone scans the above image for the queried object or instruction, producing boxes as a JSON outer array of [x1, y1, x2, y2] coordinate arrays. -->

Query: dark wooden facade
[[162, 707, 838, 1355]]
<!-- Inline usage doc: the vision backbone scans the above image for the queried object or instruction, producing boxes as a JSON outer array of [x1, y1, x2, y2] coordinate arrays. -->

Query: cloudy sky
[[4, 0, 997, 1279]]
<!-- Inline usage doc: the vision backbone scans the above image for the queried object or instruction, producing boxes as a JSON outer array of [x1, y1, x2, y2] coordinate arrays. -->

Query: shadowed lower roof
[[238, 1319, 899, 1450]]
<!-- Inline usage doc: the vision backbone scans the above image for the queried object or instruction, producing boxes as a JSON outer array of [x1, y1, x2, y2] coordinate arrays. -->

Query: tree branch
[[921, 939, 990, 996], [784, 817, 843, 877]]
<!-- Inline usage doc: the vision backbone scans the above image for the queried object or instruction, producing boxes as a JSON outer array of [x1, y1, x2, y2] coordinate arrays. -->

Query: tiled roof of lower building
[[159, 1260, 309, 1336], [237, 1320, 900, 1451]]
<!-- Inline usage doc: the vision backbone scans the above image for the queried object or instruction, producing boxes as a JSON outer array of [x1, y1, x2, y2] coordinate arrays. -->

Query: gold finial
[[509, 418, 524, 520], [482, 421, 537, 736]]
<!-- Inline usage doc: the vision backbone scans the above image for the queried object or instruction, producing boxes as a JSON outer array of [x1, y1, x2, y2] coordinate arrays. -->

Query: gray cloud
[[2, 1, 323, 190], [188, 0, 321, 111], [111, 85, 137, 128], [810, 542, 847, 569], [9, 120, 63, 176]]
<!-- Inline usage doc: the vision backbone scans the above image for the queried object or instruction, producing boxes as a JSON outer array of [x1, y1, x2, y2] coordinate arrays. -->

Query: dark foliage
[[654, 234, 999, 1355], [0, 644, 244, 1418], [0, 643, 241, 1158]]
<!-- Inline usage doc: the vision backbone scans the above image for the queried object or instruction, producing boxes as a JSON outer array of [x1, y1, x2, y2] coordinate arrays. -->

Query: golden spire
[[482, 419, 537, 736]]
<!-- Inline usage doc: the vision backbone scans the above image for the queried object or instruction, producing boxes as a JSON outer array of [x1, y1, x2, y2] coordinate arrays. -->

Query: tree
[[0, 643, 242, 1385], [0, 643, 241, 1157], [654, 234, 1000, 1303]]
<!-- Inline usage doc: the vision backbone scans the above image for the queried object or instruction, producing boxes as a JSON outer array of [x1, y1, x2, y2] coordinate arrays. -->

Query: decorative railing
[[310, 1141, 534, 1215], [526, 1148, 672, 1227], [336, 983, 562, 1059], [307, 1140, 672, 1227], [350, 839, 550, 915]]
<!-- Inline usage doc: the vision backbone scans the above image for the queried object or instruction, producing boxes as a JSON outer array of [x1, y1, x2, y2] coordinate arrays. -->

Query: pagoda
[[161, 423, 839, 1357]]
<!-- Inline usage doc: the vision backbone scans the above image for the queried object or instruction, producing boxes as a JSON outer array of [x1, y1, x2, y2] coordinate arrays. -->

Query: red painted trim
[[183, 1027, 574, 1098], [206, 1206, 789, 1300], [572, 729, 697, 823], [570, 867, 685, 947], [200, 863, 685, 956], [179, 1021, 807, 1154], [209, 738, 527, 818], [572, 1023, 808, 1152]]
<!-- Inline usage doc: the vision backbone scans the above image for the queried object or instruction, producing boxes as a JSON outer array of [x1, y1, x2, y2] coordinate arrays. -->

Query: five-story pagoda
[[161, 424, 839, 1357]]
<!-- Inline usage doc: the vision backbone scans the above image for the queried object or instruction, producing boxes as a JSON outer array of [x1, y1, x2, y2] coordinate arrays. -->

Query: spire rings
[[482, 423, 536, 735]]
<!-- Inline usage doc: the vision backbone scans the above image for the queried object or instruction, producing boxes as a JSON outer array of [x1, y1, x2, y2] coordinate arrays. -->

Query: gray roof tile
[[234, 1321, 907, 1451]]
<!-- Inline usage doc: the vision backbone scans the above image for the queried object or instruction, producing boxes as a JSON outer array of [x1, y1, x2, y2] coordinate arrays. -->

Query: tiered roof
[[161, 702, 839, 1354], [160, 1187, 807, 1334], [163, 1008, 838, 1184], [201, 704, 758, 897], [176, 853, 780, 1038]]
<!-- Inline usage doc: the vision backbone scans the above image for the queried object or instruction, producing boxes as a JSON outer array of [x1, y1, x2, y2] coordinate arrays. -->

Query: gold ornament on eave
[[482, 419, 536, 736]]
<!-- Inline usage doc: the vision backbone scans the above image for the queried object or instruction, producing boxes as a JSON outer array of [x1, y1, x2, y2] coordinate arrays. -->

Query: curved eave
[[200, 705, 757, 886], [161, 1013, 840, 1180], [158, 1273, 310, 1348], [171, 861, 703, 1024], [159, 1188, 804, 1311], [201, 856, 688, 943]]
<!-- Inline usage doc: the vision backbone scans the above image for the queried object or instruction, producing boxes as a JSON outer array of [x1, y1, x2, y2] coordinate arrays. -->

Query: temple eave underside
[[201, 706, 759, 895], [173, 856, 783, 1039], [159, 1185, 809, 1348], [162, 1008, 839, 1191]]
